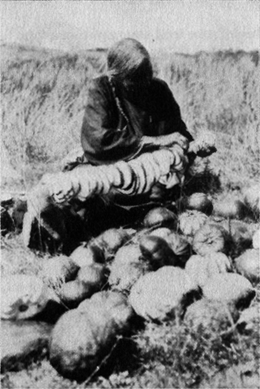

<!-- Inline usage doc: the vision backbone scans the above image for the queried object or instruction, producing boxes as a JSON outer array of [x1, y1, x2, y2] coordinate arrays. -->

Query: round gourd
[[139, 235, 177, 269], [192, 223, 227, 255], [70, 244, 105, 268], [185, 193, 213, 215], [143, 207, 177, 228], [129, 266, 197, 321], [213, 198, 246, 220], [1, 275, 50, 320], [78, 291, 134, 334], [234, 249, 260, 282], [149, 227, 172, 240], [94, 228, 131, 256], [108, 243, 148, 292], [164, 232, 191, 264], [41, 255, 79, 287], [202, 273, 255, 309], [49, 309, 118, 380], [184, 299, 239, 330], [77, 263, 106, 289], [185, 253, 231, 288], [252, 229, 260, 249], [243, 184, 260, 217], [179, 210, 208, 237], [58, 280, 92, 308], [228, 220, 253, 256], [237, 306, 260, 333]]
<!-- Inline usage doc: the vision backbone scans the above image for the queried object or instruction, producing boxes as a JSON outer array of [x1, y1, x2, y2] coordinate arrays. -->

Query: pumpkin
[[184, 299, 239, 330], [149, 227, 172, 240], [77, 263, 106, 288], [185, 192, 213, 215], [185, 253, 231, 288], [143, 207, 177, 228], [50, 292, 134, 380], [139, 235, 177, 269], [192, 223, 227, 256], [70, 244, 105, 268], [252, 229, 260, 249], [243, 183, 260, 218], [178, 210, 208, 237], [164, 232, 191, 265], [41, 255, 79, 288], [1, 275, 50, 320], [78, 290, 134, 333], [108, 243, 148, 292], [213, 198, 246, 219], [94, 228, 131, 256], [58, 280, 91, 308], [202, 273, 256, 309], [237, 306, 260, 333], [129, 266, 197, 321], [49, 309, 117, 380], [234, 249, 260, 282]]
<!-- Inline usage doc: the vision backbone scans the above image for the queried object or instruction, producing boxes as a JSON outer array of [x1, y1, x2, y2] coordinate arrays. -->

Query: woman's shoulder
[[151, 77, 172, 94]]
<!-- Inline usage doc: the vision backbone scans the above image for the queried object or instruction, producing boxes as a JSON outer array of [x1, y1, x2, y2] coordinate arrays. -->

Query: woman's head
[[107, 38, 153, 85]]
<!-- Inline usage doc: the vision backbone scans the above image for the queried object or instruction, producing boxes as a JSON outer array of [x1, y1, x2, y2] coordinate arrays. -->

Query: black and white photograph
[[1, 0, 260, 388]]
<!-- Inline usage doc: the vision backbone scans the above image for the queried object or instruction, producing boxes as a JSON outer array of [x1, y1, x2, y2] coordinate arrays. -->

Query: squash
[[163, 232, 191, 265], [185, 253, 231, 288], [129, 266, 197, 321], [108, 244, 148, 292], [77, 263, 106, 289], [237, 306, 260, 333], [178, 210, 208, 237], [70, 244, 105, 268], [49, 309, 117, 380], [1, 275, 50, 320], [184, 299, 239, 330], [185, 193, 213, 215], [149, 227, 172, 240], [41, 255, 79, 288], [58, 280, 91, 308], [234, 249, 260, 282], [225, 220, 253, 256], [139, 235, 177, 269], [213, 198, 246, 220], [78, 290, 134, 333], [94, 228, 132, 257], [50, 293, 134, 380], [192, 223, 227, 256], [243, 184, 260, 218], [252, 229, 260, 249], [202, 273, 255, 309], [143, 207, 177, 228]]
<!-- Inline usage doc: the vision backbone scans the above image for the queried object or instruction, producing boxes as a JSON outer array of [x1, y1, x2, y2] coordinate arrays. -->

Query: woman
[[80, 38, 193, 166], [23, 39, 214, 253]]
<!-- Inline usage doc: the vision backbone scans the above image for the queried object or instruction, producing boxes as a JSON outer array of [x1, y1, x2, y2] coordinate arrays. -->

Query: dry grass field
[[1, 44, 259, 389]]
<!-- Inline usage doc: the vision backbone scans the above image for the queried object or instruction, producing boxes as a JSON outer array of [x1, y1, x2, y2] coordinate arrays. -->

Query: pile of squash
[[1, 183, 259, 381]]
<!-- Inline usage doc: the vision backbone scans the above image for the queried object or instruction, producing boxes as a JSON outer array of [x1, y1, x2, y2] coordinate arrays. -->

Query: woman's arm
[[81, 78, 141, 164]]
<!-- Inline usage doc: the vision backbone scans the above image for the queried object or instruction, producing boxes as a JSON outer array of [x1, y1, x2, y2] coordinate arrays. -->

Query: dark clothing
[[81, 75, 193, 165]]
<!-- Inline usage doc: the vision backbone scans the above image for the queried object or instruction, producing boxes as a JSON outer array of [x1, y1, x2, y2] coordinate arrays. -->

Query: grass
[[1, 44, 260, 388]]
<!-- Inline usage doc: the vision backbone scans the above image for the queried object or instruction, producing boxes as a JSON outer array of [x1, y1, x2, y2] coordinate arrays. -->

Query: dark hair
[[107, 38, 153, 82]]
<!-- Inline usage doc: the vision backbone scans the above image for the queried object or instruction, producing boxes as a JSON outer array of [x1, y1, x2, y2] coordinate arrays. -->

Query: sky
[[0, 0, 259, 54]]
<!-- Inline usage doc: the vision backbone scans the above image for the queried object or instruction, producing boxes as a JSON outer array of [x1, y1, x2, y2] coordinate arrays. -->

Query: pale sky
[[0, 1, 259, 53]]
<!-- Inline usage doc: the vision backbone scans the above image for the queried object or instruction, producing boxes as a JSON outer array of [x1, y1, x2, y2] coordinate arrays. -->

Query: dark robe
[[81, 75, 193, 165]]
